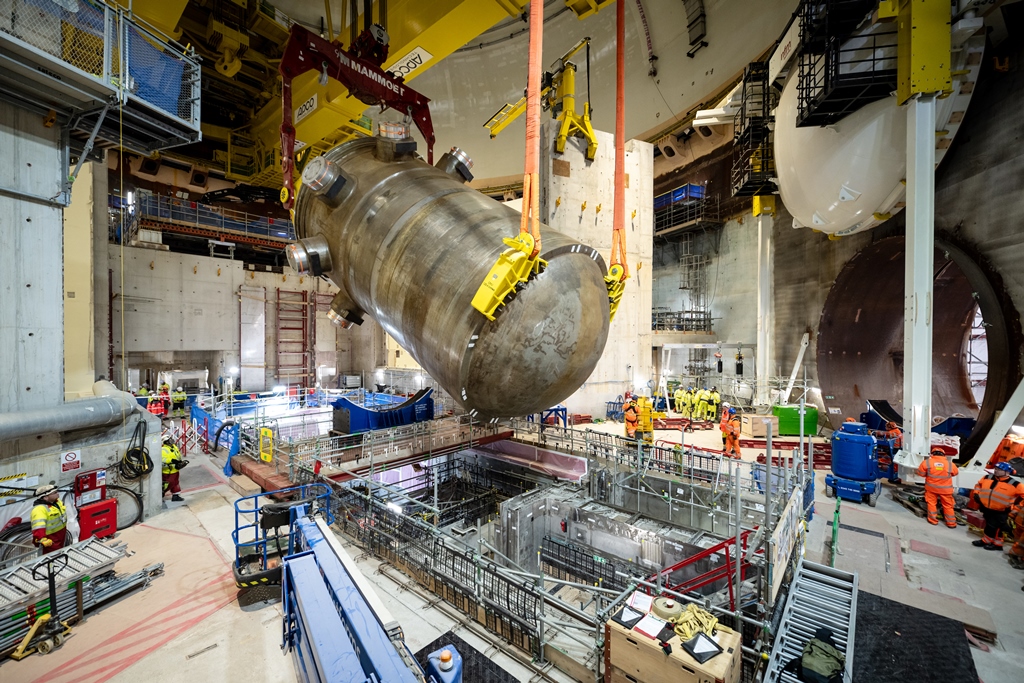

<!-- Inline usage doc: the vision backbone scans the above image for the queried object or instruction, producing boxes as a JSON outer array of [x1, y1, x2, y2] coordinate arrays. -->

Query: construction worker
[[719, 401, 731, 450], [31, 484, 68, 554], [681, 387, 693, 420], [915, 448, 959, 528], [696, 387, 709, 424], [709, 387, 721, 421], [1008, 501, 1024, 569], [162, 434, 187, 502], [724, 407, 742, 459], [623, 400, 639, 439], [172, 386, 187, 415], [781, 626, 845, 683], [137, 384, 149, 396], [673, 385, 685, 414], [158, 380, 171, 394], [971, 462, 1024, 550]]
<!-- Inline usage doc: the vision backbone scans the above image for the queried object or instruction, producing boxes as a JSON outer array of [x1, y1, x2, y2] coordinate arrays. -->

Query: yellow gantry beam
[[247, 0, 527, 184], [896, 0, 952, 104]]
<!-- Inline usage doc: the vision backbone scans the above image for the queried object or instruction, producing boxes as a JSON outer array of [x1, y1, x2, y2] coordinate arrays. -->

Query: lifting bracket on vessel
[[277, 24, 436, 210]]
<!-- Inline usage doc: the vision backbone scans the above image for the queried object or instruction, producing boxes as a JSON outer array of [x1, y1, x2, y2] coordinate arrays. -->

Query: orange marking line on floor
[[33, 570, 236, 683], [134, 522, 234, 564]]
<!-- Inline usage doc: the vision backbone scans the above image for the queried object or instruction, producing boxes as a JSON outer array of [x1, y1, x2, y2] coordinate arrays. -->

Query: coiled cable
[[118, 419, 154, 480]]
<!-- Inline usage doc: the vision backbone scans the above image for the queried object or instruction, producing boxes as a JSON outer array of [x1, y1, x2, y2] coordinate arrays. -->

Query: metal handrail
[[135, 191, 295, 242]]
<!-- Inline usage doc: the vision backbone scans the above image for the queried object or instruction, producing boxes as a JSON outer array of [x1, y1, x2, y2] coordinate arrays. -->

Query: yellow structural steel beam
[[896, 0, 952, 104], [248, 0, 526, 184]]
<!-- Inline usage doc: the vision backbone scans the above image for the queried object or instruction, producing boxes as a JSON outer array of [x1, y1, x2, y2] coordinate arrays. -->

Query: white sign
[[388, 46, 433, 79], [769, 16, 802, 84], [295, 93, 317, 124], [61, 449, 82, 473], [828, 407, 843, 415]]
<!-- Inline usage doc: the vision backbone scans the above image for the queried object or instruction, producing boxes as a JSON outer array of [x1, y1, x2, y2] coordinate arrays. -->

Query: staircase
[[763, 559, 858, 681]]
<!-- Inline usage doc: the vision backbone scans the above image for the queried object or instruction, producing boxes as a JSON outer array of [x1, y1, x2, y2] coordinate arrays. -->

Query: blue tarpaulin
[[331, 390, 434, 434]]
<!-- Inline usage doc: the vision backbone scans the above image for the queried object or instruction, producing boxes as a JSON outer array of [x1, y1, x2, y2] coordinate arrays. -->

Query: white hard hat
[[162, 433, 172, 443], [176, 387, 183, 391], [722, 401, 730, 408]]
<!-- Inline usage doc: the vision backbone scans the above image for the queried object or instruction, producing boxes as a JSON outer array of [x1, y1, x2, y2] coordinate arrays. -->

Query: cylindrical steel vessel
[[292, 136, 610, 420]]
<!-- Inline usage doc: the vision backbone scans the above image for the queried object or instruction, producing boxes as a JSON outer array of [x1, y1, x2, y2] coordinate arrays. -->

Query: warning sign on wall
[[61, 449, 82, 473]]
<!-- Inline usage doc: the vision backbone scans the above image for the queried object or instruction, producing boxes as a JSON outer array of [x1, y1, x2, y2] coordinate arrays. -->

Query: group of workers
[[136, 382, 188, 417], [27, 433, 189, 556], [672, 386, 721, 422], [914, 447, 1024, 584]]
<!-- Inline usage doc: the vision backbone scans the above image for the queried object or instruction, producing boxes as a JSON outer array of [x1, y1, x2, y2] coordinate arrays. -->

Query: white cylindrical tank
[[774, 80, 906, 236]]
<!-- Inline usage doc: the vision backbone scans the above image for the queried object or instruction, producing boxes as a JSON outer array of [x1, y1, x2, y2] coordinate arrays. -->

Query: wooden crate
[[740, 414, 779, 438], [607, 619, 741, 683]]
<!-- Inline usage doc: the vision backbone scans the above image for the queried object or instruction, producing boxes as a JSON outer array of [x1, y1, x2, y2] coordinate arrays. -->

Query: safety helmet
[[177, 386, 183, 391], [994, 462, 1013, 475], [35, 484, 57, 497], [722, 401, 730, 408], [930, 448, 945, 456], [728, 407, 736, 415], [162, 433, 172, 443]]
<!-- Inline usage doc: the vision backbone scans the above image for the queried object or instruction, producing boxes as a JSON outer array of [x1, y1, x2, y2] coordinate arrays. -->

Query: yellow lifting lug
[[605, 263, 627, 322], [471, 233, 547, 321]]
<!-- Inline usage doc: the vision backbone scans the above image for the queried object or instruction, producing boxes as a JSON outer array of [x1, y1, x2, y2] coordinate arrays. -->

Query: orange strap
[[610, 0, 628, 276], [520, 0, 543, 257]]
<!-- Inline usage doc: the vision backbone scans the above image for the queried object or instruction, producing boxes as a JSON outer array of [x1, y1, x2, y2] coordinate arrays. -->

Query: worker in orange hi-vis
[[719, 402, 731, 450], [724, 408, 742, 459], [1008, 502, 1024, 570], [972, 462, 1024, 550], [916, 448, 959, 528], [623, 400, 639, 439]]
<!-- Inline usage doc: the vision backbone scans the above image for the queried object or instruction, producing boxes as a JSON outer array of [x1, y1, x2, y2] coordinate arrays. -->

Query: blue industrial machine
[[246, 491, 462, 683], [825, 422, 881, 506], [332, 389, 435, 433]]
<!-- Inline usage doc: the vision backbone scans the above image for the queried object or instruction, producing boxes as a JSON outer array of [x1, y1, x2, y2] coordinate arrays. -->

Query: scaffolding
[[796, 1, 897, 127], [731, 61, 777, 197]]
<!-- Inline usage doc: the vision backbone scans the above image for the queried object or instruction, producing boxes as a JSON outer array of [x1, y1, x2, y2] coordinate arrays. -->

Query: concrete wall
[[0, 409, 164, 523], [540, 122, 654, 416], [109, 246, 339, 390], [0, 101, 64, 412]]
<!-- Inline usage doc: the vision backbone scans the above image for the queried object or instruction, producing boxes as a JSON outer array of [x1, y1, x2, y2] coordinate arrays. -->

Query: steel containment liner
[[292, 137, 610, 420]]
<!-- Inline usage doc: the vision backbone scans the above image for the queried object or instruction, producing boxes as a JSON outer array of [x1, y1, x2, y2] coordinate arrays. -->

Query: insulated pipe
[[0, 381, 139, 444]]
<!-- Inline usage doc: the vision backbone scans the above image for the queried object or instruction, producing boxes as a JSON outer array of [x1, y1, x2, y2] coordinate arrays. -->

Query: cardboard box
[[740, 414, 779, 438], [607, 619, 741, 683]]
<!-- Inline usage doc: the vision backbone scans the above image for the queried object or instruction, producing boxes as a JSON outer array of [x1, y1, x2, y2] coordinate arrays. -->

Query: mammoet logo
[[388, 46, 434, 79]]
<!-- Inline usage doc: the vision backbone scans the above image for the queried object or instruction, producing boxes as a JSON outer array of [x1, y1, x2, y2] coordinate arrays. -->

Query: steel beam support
[[901, 94, 937, 468], [755, 209, 774, 405], [962, 376, 1024, 470]]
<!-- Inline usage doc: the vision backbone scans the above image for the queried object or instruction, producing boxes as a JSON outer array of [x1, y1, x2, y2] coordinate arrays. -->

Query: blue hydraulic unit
[[825, 422, 881, 507], [283, 510, 462, 683], [231, 483, 333, 590]]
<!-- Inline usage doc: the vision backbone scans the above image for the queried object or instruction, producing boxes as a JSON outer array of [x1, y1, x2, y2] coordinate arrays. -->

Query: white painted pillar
[[755, 211, 773, 405], [902, 94, 937, 462]]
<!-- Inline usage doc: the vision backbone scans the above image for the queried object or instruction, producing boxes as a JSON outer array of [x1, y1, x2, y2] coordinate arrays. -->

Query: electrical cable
[[118, 419, 154, 480]]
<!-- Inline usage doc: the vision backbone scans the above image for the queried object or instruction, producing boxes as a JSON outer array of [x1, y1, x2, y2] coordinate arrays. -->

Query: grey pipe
[[0, 381, 139, 444]]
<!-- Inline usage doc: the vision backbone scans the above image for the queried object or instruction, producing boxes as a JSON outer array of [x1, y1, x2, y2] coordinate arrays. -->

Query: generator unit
[[825, 422, 881, 506]]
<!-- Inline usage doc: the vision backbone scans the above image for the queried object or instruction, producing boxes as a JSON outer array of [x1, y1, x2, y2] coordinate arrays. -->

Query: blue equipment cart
[[825, 422, 881, 507]]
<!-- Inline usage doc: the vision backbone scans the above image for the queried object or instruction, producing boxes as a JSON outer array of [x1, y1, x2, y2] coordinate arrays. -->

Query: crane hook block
[[605, 264, 627, 322], [471, 234, 547, 321]]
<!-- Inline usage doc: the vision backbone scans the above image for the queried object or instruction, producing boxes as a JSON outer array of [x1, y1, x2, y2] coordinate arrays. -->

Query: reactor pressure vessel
[[287, 127, 610, 421]]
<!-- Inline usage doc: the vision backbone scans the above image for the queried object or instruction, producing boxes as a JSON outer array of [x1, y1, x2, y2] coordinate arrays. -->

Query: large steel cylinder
[[292, 136, 610, 420]]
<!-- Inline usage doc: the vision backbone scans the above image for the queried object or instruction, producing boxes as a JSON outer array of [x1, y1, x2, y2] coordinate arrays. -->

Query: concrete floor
[[3, 433, 1020, 683]]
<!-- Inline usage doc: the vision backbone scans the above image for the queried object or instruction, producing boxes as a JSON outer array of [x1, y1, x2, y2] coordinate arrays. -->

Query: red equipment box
[[78, 498, 117, 540], [74, 468, 107, 507]]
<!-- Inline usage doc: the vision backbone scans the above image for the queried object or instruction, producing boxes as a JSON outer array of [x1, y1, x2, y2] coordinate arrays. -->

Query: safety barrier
[[0, 0, 199, 128], [136, 192, 295, 242]]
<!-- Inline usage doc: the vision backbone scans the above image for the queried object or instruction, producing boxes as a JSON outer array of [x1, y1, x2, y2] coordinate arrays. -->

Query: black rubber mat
[[855, 591, 978, 682], [414, 631, 520, 683]]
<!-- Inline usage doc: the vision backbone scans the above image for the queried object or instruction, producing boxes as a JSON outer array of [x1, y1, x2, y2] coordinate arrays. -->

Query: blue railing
[[135, 192, 296, 242]]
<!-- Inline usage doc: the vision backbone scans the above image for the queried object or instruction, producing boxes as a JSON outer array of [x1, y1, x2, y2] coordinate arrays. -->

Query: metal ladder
[[763, 559, 858, 682], [0, 538, 127, 612]]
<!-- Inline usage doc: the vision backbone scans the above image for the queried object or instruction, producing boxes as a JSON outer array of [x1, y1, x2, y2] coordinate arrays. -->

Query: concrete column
[[902, 95, 937, 463], [755, 203, 774, 406], [64, 163, 98, 398], [538, 120, 654, 417], [0, 102, 64, 412], [93, 155, 110, 385]]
